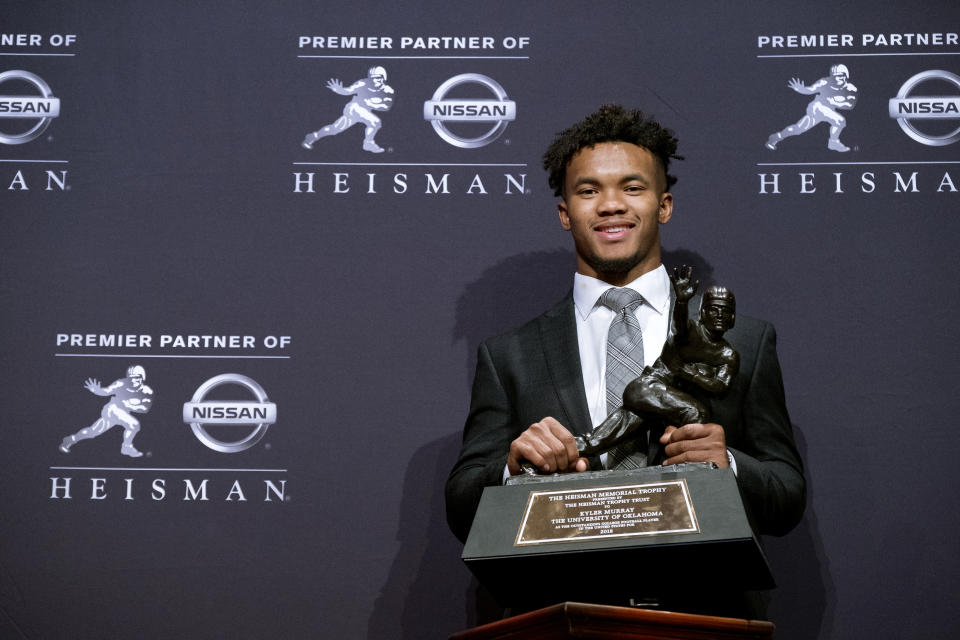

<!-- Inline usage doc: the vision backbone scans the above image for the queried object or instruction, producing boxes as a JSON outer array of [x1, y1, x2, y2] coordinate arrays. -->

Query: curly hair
[[542, 104, 682, 197]]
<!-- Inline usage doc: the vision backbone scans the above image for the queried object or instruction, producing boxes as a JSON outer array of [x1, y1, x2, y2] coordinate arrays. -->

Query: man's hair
[[543, 104, 682, 197]]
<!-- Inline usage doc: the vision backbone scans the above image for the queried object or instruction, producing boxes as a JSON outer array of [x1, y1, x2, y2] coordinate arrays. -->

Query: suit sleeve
[[726, 323, 806, 536], [445, 341, 520, 543]]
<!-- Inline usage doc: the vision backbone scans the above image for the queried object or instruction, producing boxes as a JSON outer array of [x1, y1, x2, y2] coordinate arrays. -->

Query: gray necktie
[[600, 287, 648, 469]]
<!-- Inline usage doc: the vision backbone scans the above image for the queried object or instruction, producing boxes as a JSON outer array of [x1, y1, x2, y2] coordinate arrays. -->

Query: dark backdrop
[[1, 1, 958, 638]]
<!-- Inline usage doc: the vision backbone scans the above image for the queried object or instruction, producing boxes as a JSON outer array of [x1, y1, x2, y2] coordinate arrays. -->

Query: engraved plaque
[[515, 480, 699, 545]]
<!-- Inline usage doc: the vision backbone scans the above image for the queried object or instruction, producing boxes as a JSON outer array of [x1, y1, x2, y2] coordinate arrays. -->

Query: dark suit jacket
[[445, 293, 806, 543]]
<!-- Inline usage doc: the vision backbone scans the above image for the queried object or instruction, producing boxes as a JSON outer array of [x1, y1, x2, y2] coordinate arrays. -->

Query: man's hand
[[659, 423, 729, 468], [508, 417, 589, 475], [788, 77, 806, 93], [83, 378, 103, 395]]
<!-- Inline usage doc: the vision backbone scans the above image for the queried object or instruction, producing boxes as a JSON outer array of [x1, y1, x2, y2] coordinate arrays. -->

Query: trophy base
[[464, 464, 772, 608]]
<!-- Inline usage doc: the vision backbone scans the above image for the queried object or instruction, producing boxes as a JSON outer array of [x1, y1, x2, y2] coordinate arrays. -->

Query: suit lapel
[[537, 293, 593, 436]]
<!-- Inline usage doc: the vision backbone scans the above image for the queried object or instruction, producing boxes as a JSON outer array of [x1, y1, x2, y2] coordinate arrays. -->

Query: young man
[[445, 106, 805, 563]]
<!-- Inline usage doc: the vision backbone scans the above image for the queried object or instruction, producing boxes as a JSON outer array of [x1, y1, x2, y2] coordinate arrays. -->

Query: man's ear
[[558, 199, 571, 230], [658, 192, 674, 224]]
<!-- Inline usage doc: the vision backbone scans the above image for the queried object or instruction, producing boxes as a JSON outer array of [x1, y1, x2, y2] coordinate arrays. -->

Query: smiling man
[[557, 139, 671, 286], [445, 105, 805, 615]]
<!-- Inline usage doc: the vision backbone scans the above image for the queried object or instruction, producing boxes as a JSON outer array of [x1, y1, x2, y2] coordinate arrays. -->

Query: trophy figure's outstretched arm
[[670, 265, 698, 345]]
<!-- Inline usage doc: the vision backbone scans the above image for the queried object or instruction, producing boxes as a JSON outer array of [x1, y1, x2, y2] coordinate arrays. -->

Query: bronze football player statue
[[574, 265, 739, 460]]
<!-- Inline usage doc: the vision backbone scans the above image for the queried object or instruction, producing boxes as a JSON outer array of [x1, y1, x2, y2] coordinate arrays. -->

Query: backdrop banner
[[1, 2, 958, 638]]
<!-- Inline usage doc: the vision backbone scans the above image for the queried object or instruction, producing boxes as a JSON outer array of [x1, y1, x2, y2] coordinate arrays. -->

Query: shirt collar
[[573, 265, 671, 320]]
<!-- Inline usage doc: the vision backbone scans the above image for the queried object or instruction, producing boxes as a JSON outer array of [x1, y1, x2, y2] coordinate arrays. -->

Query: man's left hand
[[659, 423, 729, 468]]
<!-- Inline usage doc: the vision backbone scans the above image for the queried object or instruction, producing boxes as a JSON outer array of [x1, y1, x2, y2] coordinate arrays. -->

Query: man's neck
[[580, 262, 663, 287]]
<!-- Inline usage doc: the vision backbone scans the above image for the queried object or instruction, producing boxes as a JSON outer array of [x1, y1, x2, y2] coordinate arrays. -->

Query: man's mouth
[[595, 224, 634, 239]]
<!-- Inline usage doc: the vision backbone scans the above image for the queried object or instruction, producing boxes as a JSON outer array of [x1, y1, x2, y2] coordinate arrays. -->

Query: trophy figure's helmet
[[701, 286, 736, 333], [127, 365, 146, 380], [368, 66, 387, 82], [830, 64, 849, 82]]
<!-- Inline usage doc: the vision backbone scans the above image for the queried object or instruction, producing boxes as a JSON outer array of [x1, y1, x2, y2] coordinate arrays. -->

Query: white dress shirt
[[573, 266, 672, 468], [573, 265, 672, 429]]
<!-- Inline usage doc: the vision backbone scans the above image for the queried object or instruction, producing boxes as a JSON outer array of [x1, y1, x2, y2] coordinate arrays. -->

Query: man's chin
[[586, 254, 644, 276]]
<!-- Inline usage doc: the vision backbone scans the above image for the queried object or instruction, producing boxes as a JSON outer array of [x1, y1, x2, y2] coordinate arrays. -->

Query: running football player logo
[[302, 65, 395, 153], [59, 365, 153, 458], [766, 64, 858, 152]]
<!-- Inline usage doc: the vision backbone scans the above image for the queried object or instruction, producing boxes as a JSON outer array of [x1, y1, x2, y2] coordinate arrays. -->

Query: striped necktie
[[600, 287, 648, 469]]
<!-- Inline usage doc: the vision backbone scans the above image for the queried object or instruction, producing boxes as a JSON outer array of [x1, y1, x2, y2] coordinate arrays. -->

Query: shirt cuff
[[726, 449, 738, 475]]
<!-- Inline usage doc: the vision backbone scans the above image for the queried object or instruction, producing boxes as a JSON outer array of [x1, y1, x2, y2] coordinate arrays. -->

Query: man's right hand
[[507, 417, 589, 475]]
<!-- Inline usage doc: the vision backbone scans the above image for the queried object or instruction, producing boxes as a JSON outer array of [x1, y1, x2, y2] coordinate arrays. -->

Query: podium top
[[449, 601, 775, 640]]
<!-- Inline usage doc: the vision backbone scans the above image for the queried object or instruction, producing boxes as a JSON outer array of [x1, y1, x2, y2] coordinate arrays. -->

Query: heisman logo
[[59, 365, 153, 458], [423, 73, 516, 148], [0, 69, 61, 145], [766, 64, 858, 152], [302, 65, 395, 153], [183, 373, 277, 453], [888, 70, 960, 146]]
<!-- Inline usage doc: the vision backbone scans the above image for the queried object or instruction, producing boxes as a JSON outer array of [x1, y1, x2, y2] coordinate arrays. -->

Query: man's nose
[[598, 190, 626, 215]]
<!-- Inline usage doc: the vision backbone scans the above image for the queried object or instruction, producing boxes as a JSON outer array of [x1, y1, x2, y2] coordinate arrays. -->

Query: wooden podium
[[449, 602, 774, 640]]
